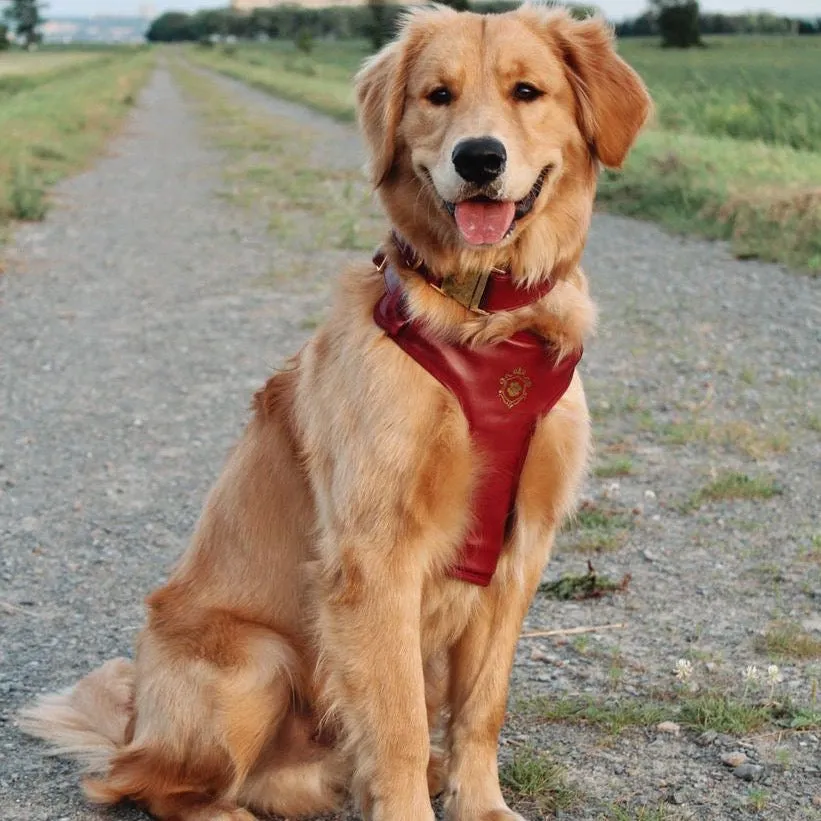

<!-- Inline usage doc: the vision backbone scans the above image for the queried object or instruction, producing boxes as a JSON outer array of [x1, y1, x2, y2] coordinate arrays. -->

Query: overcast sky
[[45, 0, 821, 21]]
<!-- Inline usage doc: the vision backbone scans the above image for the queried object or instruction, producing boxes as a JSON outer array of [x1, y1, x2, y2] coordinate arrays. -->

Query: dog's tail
[[18, 657, 135, 776]]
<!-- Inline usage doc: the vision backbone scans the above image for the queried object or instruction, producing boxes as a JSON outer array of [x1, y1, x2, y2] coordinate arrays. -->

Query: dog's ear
[[355, 42, 408, 187], [551, 14, 651, 168]]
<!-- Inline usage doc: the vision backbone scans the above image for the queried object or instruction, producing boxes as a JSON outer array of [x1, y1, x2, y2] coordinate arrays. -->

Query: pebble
[[697, 730, 718, 746], [657, 721, 681, 736], [669, 789, 689, 805], [811, 794, 821, 808], [733, 763, 763, 782], [721, 752, 747, 768]]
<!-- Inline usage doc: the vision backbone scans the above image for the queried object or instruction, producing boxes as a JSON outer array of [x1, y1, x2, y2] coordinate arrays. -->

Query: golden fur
[[19, 6, 650, 820]]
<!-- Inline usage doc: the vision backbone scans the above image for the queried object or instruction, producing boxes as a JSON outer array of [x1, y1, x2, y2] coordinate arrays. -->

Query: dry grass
[[755, 621, 821, 661], [173, 62, 383, 255]]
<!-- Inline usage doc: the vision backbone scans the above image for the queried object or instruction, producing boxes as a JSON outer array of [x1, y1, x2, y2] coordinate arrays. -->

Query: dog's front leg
[[444, 532, 554, 821], [317, 536, 435, 821]]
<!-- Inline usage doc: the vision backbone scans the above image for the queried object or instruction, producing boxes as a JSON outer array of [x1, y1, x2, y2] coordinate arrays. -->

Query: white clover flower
[[743, 664, 759, 683], [767, 664, 782, 684], [675, 658, 693, 682]]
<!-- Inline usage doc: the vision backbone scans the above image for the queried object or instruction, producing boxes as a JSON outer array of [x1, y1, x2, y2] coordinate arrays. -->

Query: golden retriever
[[20, 5, 650, 820]]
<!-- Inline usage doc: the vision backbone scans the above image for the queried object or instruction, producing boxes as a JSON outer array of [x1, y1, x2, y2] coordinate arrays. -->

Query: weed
[[9, 163, 46, 221], [600, 804, 678, 821], [755, 621, 821, 660], [594, 457, 635, 478], [523, 694, 669, 735], [739, 367, 757, 385], [561, 501, 634, 554], [499, 746, 578, 814], [746, 788, 770, 812], [691, 471, 782, 506], [677, 692, 770, 734], [539, 561, 631, 601]]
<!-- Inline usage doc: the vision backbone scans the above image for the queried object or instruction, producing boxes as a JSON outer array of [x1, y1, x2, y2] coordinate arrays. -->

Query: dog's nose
[[452, 137, 507, 186]]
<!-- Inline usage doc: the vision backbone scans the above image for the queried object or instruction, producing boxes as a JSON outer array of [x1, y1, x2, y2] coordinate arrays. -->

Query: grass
[[559, 501, 635, 554], [499, 746, 578, 814], [593, 456, 635, 478], [0, 49, 154, 234], [755, 621, 821, 661], [520, 689, 819, 737], [187, 41, 357, 122], [676, 692, 771, 734], [189, 36, 821, 272], [0, 50, 111, 96], [658, 418, 790, 459], [523, 694, 668, 735], [172, 62, 383, 254], [618, 36, 821, 153], [688, 471, 782, 508], [600, 804, 679, 821]]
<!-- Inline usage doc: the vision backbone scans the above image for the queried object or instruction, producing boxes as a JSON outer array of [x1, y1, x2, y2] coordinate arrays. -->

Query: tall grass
[[0, 50, 154, 231], [620, 36, 821, 152]]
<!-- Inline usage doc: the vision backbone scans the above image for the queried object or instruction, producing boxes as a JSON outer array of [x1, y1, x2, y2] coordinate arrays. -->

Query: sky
[[45, 0, 821, 21]]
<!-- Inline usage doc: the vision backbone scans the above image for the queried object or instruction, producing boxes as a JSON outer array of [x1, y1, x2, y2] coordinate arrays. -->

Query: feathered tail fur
[[18, 657, 135, 776]]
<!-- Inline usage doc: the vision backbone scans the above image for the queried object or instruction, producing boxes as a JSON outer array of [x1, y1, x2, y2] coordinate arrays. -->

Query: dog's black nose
[[452, 137, 507, 185]]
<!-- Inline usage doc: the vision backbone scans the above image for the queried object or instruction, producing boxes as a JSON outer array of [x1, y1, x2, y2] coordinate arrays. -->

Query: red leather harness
[[373, 244, 582, 586]]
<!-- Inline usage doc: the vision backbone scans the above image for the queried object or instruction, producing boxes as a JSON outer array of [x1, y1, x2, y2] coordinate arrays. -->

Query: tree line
[[145, 2, 821, 49]]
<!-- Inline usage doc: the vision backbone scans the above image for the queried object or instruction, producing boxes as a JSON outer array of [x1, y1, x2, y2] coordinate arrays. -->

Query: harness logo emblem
[[498, 367, 532, 409]]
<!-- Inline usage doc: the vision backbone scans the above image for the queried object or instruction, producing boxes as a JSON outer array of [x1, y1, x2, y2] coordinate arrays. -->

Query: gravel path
[[1, 67, 819, 820]]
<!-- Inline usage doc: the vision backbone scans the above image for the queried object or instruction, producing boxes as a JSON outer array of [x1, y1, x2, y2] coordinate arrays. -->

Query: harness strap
[[374, 256, 582, 586]]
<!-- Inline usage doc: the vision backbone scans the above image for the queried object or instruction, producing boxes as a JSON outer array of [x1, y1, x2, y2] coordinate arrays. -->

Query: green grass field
[[190, 35, 821, 272], [0, 49, 154, 241]]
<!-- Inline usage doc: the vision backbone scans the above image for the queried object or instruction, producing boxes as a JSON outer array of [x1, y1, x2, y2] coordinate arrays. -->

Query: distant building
[[41, 17, 149, 44]]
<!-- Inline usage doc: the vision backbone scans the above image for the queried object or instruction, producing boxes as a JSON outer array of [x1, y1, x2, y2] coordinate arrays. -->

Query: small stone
[[733, 763, 763, 782], [697, 730, 718, 746], [657, 721, 680, 736], [530, 648, 548, 662], [669, 790, 688, 806], [721, 752, 747, 768], [802, 616, 821, 634], [811, 794, 821, 808], [644, 490, 657, 500], [642, 549, 658, 562]]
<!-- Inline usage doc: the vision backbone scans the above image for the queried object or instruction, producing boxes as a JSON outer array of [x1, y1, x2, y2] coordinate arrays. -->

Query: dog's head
[[356, 5, 651, 279]]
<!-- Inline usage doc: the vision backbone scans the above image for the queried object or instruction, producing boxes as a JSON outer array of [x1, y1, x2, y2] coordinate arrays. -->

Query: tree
[[3, 0, 44, 48], [0, 22, 9, 49], [650, 0, 702, 48], [146, 12, 197, 43]]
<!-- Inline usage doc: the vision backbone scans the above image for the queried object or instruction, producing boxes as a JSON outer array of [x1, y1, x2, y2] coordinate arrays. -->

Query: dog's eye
[[427, 86, 452, 106], [513, 83, 544, 102]]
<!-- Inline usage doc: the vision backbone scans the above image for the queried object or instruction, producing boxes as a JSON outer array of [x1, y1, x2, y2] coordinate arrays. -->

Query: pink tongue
[[454, 200, 515, 246]]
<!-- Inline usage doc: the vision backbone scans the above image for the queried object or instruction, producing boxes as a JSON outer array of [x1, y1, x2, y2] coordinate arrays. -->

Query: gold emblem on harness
[[498, 367, 532, 409]]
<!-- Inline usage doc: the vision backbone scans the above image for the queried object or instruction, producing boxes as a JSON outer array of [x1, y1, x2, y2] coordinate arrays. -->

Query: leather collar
[[373, 232, 555, 315]]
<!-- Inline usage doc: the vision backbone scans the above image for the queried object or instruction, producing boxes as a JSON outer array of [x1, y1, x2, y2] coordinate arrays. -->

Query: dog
[[19, 6, 650, 820]]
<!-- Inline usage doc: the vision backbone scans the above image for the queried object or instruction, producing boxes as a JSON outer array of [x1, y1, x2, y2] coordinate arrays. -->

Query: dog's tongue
[[454, 200, 515, 246]]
